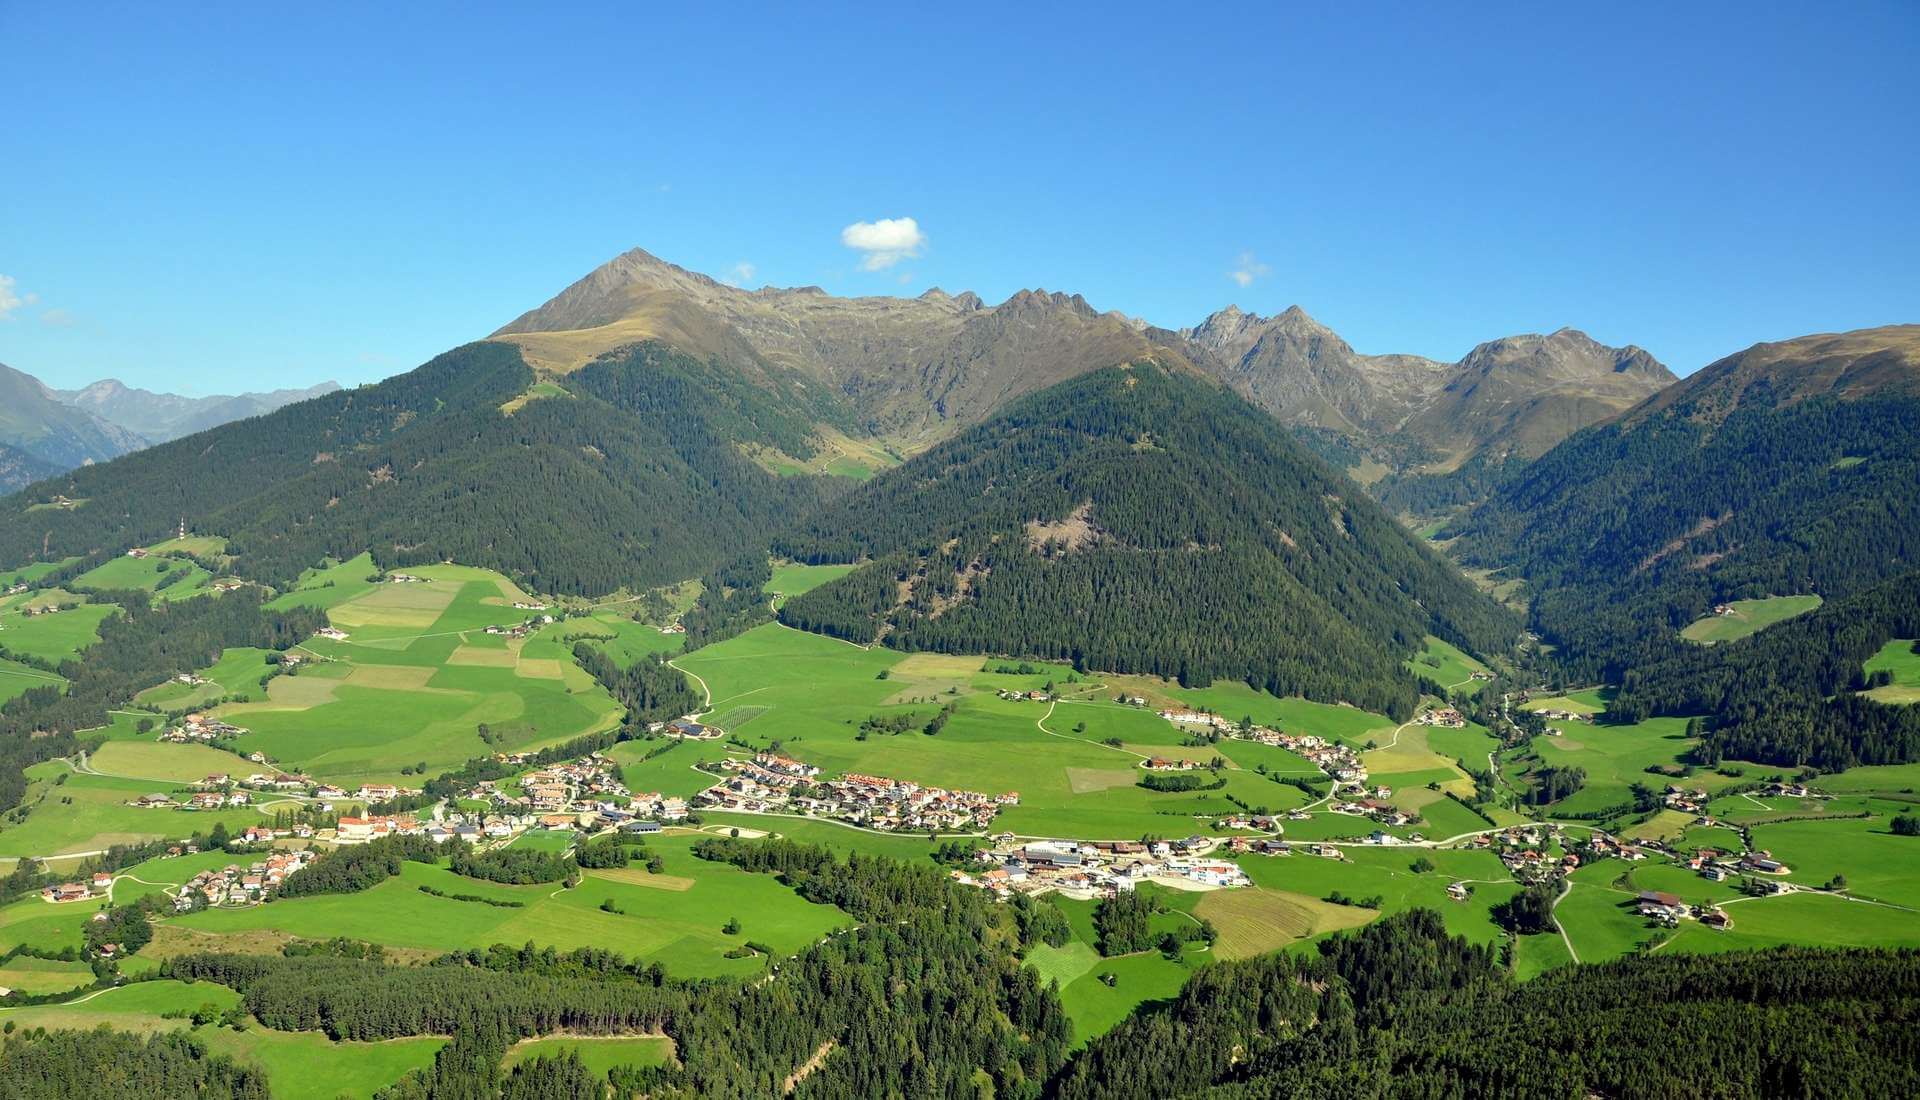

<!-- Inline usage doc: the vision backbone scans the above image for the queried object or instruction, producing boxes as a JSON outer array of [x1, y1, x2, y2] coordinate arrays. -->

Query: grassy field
[[0, 955, 94, 996], [1233, 847, 1520, 949], [1405, 636, 1490, 694], [0, 761, 261, 860], [1679, 594, 1823, 645], [172, 835, 850, 980], [501, 1035, 674, 1077], [766, 561, 857, 601], [1193, 885, 1374, 959], [191, 564, 627, 783], [135, 646, 279, 710], [665, 622, 1410, 841], [0, 655, 65, 705], [0, 601, 118, 663], [1505, 709, 1738, 817], [0, 980, 444, 1098], [69, 554, 211, 600], [1022, 888, 1208, 1045], [1749, 804, 1920, 908], [88, 740, 251, 784], [1863, 638, 1920, 704]]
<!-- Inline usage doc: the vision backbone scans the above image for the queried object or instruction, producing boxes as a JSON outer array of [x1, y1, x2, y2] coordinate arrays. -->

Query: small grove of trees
[[1491, 882, 1559, 935]]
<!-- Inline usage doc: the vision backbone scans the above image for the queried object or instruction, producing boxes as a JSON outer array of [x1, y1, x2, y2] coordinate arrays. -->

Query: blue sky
[[2, 2, 1915, 393]]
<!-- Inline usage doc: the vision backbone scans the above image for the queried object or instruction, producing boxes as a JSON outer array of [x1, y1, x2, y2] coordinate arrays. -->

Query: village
[[950, 835, 1251, 898], [691, 751, 1018, 833]]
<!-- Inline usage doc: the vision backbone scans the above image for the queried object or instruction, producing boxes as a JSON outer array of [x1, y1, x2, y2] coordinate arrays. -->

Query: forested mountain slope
[[0, 341, 839, 595], [1053, 910, 1920, 1099], [1450, 325, 1920, 682], [775, 362, 1518, 718], [1607, 569, 1920, 771]]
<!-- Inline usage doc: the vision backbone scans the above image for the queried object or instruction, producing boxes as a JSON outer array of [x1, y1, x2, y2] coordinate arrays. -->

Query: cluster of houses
[[1662, 785, 1714, 815], [1684, 846, 1792, 880], [1531, 707, 1587, 724], [998, 689, 1057, 703], [1458, 825, 1595, 885], [954, 835, 1249, 898], [175, 850, 318, 910], [515, 753, 629, 812], [1636, 889, 1734, 930], [4, 583, 27, 596], [160, 713, 248, 743], [692, 751, 1018, 832], [1418, 707, 1467, 729], [41, 873, 116, 903], [484, 614, 556, 639], [1224, 724, 1370, 787]]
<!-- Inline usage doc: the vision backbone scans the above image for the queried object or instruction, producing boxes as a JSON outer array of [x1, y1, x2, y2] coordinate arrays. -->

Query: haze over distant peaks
[[57, 377, 344, 443]]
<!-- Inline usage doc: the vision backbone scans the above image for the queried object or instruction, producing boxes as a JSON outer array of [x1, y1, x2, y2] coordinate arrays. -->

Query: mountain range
[[1, 245, 1912, 711], [493, 247, 1674, 482], [1452, 324, 1920, 678], [0, 362, 339, 492], [55, 377, 342, 444]]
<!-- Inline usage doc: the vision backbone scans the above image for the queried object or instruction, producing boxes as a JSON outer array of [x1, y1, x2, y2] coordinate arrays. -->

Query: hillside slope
[[1451, 324, 1920, 678], [0, 341, 839, 595], [775, 361, 1518, 717], [0, 362, 147, 470]]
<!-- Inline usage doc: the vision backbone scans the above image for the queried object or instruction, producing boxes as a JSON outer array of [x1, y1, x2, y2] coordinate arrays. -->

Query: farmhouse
[[1637, 891, 1688, 921]]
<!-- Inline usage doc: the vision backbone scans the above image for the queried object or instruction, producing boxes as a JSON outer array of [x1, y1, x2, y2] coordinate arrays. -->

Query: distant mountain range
[[494, 247, 1672, 481], [55, 378, 342, 444], [0, 362, 338, 492]]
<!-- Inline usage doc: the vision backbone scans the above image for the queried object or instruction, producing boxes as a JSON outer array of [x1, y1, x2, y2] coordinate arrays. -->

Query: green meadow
[[0, 761, 260, 861], [0, 560, 76, 588], [192, 564, 626, 783], [1750, 804, 1920, 908], [1405, 635, 1490, 694], [1023, 887, 1209, 1044], [501, 1036, 674, 1077], [1679, 594, 1823, 645], [1863, 638, 1920, 704], [1233, 846, 1520, 950], [666, 622, 1409, 839], [0, 656, 65, 706], [0, 980, 444, 1099], [173, 836, 850, 980], [0, 955, 94, 996], [1506, 711, 1737, 817], [135, 645, 278, 709], [0, 601, 118, 663], [69, 553, 212, 600], [766, 561, 857, 601]]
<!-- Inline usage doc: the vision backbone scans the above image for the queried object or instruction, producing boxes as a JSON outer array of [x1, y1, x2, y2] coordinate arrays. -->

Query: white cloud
[[841, 217, 926, 271], [723, 261, 757, 287], [0, 275, 36, 320], [1229, 251, 1271, 288], [39, 308, 77, 328]]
